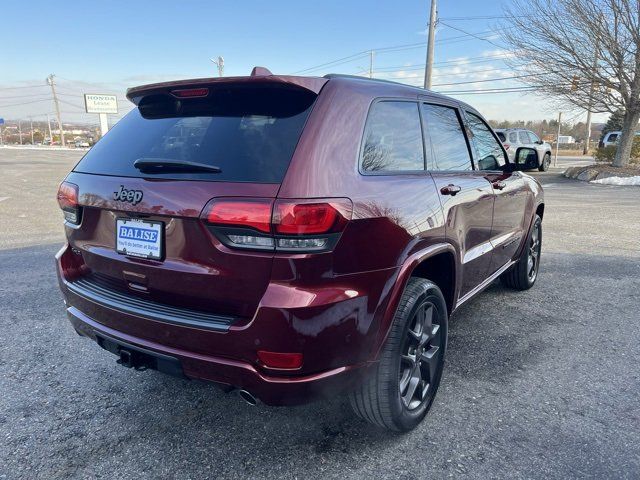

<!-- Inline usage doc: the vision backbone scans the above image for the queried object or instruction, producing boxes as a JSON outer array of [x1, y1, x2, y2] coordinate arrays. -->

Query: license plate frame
[[115, 217, 164, 261]]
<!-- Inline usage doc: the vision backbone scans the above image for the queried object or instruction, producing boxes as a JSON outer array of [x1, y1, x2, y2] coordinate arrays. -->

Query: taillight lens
[[57, 181, 81, 224], [273, 202, 343, 234], [503, 143, 511, 150], [206, 199, 272, 233], [201, 197, 352, 253]]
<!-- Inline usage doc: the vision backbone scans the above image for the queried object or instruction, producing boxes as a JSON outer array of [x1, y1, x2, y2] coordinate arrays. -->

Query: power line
[[0, 98, 51, 108], [291, 26, 506, 75], [439, 21, 505, 49], [0, 93, 51, 100], [0, 84, 49, 91], [432, 72, 543, 86], [438, 15, 512, 21]]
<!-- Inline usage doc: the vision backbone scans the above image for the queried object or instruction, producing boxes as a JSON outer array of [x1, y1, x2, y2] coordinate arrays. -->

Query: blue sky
[[0, 0, 602, 124]]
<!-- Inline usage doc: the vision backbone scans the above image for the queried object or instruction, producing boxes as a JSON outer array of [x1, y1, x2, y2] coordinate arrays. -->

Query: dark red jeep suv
[[56, 68, 544, 431]]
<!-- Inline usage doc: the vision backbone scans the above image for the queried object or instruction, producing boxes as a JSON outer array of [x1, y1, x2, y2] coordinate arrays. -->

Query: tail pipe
[[236, 389, 258, 406]]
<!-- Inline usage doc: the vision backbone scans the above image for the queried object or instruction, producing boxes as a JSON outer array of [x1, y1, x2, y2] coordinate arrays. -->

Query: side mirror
[[513, 147, 539, 171]]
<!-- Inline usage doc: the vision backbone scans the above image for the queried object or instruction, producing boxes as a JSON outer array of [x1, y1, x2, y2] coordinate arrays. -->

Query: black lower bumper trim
[[96, 333, 185, 378]]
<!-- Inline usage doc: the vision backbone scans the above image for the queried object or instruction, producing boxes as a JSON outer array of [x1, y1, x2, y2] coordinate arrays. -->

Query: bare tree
[[500, 0, 640, 166]]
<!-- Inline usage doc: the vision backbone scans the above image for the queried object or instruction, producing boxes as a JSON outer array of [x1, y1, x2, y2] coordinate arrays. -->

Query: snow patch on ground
[[591, 176, 640, 186]]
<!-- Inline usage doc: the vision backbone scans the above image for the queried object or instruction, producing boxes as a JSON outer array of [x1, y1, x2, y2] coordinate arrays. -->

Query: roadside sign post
[[84, 94, 118, 138]]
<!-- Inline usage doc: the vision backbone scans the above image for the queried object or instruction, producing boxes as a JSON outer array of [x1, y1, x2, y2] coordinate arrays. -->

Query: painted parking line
[[0, 197, 10, 202]]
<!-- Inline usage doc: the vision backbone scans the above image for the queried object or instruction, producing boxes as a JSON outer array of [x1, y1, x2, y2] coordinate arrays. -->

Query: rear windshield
[[496, 132, 506, 142], [74, 86, 317, 183]]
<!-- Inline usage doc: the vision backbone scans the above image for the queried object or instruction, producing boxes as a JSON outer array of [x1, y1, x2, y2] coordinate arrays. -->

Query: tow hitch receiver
[[96, 334, 185, 378], [117, 348, 149, 371]]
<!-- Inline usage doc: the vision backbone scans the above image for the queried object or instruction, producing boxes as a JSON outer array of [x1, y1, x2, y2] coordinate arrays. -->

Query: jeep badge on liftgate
[[113, 185, 143, 204]]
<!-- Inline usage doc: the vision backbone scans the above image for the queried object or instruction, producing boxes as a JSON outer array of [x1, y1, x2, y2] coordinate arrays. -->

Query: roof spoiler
[[126, 67, 327, 105]]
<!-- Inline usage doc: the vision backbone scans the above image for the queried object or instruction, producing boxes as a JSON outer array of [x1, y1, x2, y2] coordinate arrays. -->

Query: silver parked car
[[598, 130, 640, 148], [495, 128, 552, 171]]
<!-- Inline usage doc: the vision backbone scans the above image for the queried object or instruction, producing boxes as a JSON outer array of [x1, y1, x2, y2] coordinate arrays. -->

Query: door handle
[[440, 184, 462, 196], [492, 181, 507, 190]]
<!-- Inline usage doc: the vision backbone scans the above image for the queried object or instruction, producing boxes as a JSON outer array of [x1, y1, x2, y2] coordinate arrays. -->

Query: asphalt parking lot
[[1, 148, 639, 479]]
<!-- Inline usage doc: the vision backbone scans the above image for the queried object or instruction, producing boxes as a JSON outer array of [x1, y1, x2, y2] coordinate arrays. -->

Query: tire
[[538, 152, 551, 171], [501, 214, 542, 290], [350, 278, 448, 432]]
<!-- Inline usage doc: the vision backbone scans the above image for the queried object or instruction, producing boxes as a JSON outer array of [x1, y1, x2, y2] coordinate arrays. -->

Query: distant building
[[557, 135, 575, 144]]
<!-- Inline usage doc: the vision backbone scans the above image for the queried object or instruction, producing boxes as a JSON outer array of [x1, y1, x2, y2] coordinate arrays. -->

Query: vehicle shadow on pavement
[[2, 243, 640, 478]]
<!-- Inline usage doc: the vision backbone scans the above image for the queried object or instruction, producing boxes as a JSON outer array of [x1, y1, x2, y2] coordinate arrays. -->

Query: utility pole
[[211, 56, 224, 77], [423, 0, 437, 89], [369, 50, 375, 78], [29, 117, 34, 145], [46, 114, 53, 144], [18, 120, 23, 145], [46, 74, 65, 147], [554, 112, 562, 167]]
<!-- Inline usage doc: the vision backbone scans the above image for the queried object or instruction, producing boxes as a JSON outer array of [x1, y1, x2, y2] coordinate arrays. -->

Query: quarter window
[[361, 101, 424, 172], [466, 112, 507, 171], [421, 104, 472, 171]]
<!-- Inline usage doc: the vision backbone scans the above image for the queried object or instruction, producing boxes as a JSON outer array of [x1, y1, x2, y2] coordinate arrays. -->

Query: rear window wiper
[[133, 158, 222, 173]]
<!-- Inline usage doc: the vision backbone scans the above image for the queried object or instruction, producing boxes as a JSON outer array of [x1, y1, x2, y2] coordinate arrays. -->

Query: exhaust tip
[[237, 389, 258, 406]]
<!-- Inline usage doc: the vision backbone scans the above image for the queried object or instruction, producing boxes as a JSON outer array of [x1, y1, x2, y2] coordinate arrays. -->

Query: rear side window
[[360, 101, 424, 172], [74, 86, 316, 183], [509, 132, 518, 143], [421, 103, 472, 171], [607, 133, 618, 142]]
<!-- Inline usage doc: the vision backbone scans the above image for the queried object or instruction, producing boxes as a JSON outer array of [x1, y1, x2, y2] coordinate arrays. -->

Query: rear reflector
[[171, 88, 209, 98], [257, 350, 303, 369], [57, 181, 81, 224], [205, 199, 273, 233]]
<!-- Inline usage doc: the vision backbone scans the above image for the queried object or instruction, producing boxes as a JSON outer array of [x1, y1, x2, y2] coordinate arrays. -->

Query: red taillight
[[57, 181, 81, 224], [201, 197, 352, 252], [205, 199, 273, 233], [503, 143, 511, 150], [171, 88, 209, 98], [273, 201, 348, 235], [257, 350, 303, 370], [57, 181, 78, 210]]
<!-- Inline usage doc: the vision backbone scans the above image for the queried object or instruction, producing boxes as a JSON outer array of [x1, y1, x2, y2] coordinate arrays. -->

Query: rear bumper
[[56, 244, 395, 406], [66, 306, 367, 405]]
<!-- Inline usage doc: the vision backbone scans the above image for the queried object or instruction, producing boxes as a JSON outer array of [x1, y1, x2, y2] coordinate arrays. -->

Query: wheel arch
[[373, 243, 458, 359]]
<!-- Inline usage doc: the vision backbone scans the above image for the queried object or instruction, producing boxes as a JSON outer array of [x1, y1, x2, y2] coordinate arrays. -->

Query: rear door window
[[496, 132, 506, 142], [73, 86, 317, 183], [421, 103, 472, 171], [360, 101, 424, 172], [509, 132, 518, 143], [519, 131, 533, 144]]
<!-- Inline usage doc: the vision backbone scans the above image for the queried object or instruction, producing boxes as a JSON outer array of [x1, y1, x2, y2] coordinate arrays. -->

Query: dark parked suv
[[56, 68, 544, 431]]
